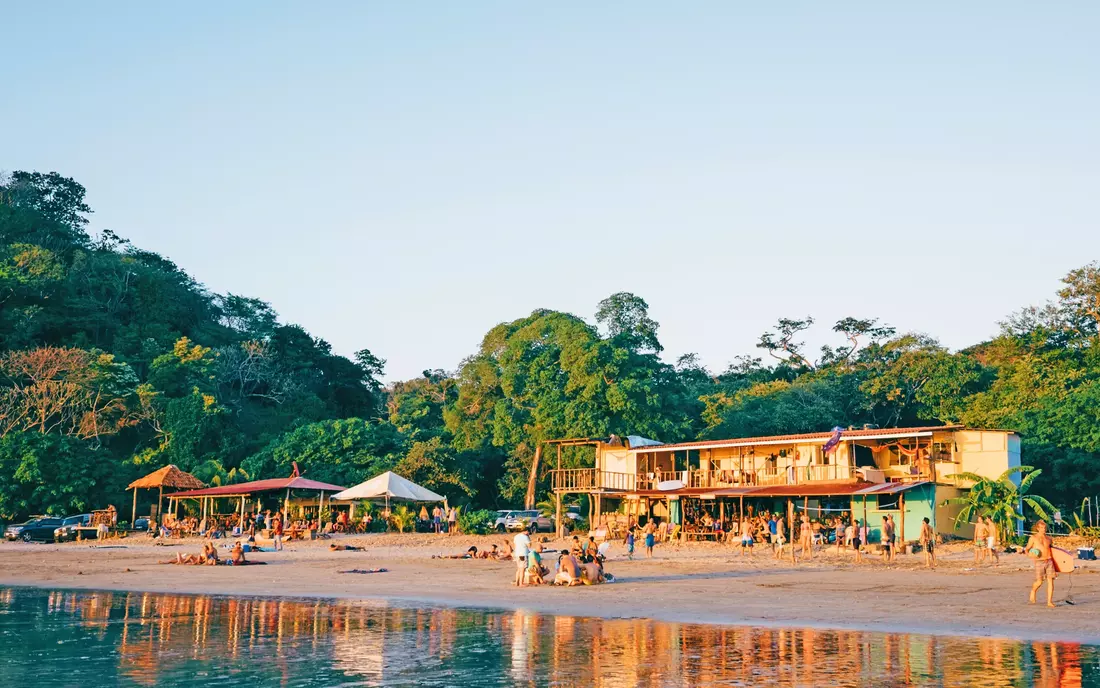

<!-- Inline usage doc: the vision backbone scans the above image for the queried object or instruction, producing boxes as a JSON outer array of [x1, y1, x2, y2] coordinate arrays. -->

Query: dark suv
[[4, 517, 63, 542]]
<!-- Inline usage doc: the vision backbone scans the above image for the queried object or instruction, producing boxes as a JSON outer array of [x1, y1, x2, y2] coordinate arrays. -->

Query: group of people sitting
[[514, 532, 610, 586], [432, 542, 514, 560], [160, 540, 265, 566]]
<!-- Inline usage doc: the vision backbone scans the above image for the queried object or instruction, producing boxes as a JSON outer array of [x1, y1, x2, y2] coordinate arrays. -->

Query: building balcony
[[551, 464, 874, 493]]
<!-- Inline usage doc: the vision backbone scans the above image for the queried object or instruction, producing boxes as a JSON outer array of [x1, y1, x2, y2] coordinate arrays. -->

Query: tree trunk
[[524, 444, 543, 510]]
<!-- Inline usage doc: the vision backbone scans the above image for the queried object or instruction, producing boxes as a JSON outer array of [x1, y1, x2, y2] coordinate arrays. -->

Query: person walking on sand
[[739, 518, 754, 556], [447, 507, 457, 535], [881, 516, 893, 563], [1026, 520, 1057, 607], [920, 517, 936, 569], [643, 519, 656, 558], [984, 516, 1000, 565], [624, 528, 635, 560], [973, 517, 987, 565]]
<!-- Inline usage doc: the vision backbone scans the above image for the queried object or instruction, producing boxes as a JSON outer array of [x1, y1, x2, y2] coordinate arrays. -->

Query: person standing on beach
[[643, 519, 656, 558], [920, 517, 935, 569], [272, 513, 284, 551], [774, 515, 786, 559], [881, 516, 894, 563], [447, 507, 457, 535], [984, 516, 1000, 565], [798, 516, 813, 560], [513, 530, 531, 586], [767, 514, 777, 553], [624, 528, 635, 560], [973, 518, 987, 564], [887, 515, 898, 563], [1026, 520, 1056, 607]]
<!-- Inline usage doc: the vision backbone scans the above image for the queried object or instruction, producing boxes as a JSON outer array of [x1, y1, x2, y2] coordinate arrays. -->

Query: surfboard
[[1052, 546, 1076, 574], [657, 479, 685, 491]]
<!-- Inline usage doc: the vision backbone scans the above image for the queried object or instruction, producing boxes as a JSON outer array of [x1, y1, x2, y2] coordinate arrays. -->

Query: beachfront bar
[[550, 426, 1020, 543]]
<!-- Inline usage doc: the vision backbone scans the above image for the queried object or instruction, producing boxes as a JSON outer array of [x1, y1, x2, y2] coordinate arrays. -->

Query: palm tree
[[942, 465, 1056, 542], [391, 505, 416, 533]]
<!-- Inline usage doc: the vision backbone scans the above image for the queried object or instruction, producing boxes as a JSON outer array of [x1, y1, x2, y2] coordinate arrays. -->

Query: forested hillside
[[1, 171, 1097, 521]]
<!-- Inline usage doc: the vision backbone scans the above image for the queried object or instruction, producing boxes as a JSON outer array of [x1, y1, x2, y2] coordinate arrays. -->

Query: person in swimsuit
[[984, 516, 1000, 565], [798, 517, 813, 560], [739, 518, 754, 556], [973, 518, 987, 564], [774, 516, 786, 559], [644, 520, 656, 558], [919, 517, 935, 569], [1026, 520, 1056, 607], [853, 519, 864, 563]]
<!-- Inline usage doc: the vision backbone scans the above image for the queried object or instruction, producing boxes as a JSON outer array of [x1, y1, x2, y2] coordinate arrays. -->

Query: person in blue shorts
[[624, 528, 635, 560]]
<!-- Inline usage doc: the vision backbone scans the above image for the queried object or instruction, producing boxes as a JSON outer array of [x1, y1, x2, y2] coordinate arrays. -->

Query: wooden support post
[[239, 496, 246, 534], [899, 492, 906, 552], [157, 486, 164, 526], [787, 498, 795, 563], [555, 492, 563, 539], [131, 489, 138, 528]]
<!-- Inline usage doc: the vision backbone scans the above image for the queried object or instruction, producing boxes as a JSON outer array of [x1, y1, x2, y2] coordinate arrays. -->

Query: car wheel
[[529, 523, 539, 533], [496, 524, 506, 533], [21, 532, 33, 543]]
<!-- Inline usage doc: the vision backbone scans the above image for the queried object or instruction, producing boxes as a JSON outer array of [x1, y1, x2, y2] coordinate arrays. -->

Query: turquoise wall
[[849, 483, 936, 543]]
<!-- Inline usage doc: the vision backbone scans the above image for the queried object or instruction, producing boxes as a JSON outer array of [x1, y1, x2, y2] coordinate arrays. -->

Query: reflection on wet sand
[[0, 588, 1093, 687]]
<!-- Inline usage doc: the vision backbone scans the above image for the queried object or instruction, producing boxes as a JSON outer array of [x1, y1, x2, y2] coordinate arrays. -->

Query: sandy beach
[[1, 533, 1097, 643]]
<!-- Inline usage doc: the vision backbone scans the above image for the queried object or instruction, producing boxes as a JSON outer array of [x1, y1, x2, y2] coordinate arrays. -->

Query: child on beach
[[625, 529, 635, 560]]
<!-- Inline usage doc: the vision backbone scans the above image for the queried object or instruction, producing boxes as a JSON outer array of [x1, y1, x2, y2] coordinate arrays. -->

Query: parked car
[[52, 514, 92, 542], [133, 517, 150, 531], [504, 510, 554, 533], [4, 517, 63, 542], [493, 510, 514, 533]]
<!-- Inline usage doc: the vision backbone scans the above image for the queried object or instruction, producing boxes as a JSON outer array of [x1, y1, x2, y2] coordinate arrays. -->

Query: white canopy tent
[[332, 471, 445, 512]]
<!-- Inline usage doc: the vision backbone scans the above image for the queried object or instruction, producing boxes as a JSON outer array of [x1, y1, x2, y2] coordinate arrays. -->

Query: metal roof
[[630, 426, 966, 453], [171, 476, 346, 498]]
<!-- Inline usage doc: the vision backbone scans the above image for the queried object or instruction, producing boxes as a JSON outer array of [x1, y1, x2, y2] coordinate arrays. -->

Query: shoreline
[[2, 533, 1098, 644]]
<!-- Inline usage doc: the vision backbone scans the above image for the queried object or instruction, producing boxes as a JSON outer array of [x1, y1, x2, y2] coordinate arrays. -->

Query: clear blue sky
[[4, 2, 1098, 381]]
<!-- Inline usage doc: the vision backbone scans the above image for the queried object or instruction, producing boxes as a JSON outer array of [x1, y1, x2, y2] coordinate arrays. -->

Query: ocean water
[[0, 587, 1095, 687]]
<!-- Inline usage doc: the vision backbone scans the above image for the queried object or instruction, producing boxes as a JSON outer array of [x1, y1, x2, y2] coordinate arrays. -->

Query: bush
[[458, 508, 497, 535]]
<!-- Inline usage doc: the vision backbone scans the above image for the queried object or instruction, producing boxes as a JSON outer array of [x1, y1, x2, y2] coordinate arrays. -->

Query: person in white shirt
[[513, 531, 531, 586]]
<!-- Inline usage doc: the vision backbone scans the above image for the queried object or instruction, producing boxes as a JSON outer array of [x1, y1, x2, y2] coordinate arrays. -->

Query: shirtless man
[[1026, 520, 1056, 607], [643, 520, 657, 558], [973, 518, 987, 564], [984, 516, 1000, 565], [555, 551, 583, 586], [881, 516, 894, 563], [919, 517, 935, 569], [739, 519, 754, 557], [774, 515, 786, 559]]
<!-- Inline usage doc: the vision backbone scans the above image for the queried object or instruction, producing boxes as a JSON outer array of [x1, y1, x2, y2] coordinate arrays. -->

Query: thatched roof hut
[[128, 465, 205, 526], [128, 465, 205, 490]]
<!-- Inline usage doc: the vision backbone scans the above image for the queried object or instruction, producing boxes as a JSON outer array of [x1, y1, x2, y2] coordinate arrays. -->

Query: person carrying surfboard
[[1025, 520, 1056, 608]]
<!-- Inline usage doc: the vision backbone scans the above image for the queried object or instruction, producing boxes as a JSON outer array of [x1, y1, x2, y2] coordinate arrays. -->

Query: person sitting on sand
[[581, 560, 604, 585], [329, 543, 364, 552], [554, 551, 583, 586], [230, 541, 247, 565], [477, 544, 500, 559], [496, 542, 512, 560], [202, 541, 219, 565], [525, 544, 547, 585]]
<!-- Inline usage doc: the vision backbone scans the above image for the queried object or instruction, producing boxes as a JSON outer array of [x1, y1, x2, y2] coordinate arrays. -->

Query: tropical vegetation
[[0, 170, 1097, 525]]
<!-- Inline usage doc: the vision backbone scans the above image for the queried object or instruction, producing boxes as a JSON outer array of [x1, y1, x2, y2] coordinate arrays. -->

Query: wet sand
[[1, 533, 1097, 643]]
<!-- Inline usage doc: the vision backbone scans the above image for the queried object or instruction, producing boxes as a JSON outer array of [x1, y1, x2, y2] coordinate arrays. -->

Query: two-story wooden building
[[549, 425, 1020, 543]]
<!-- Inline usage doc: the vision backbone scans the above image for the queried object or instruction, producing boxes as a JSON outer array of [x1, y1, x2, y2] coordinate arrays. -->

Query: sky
[[3, 2, 1098, 382]]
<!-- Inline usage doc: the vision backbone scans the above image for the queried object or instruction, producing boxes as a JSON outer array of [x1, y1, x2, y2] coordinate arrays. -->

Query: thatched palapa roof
[[128, 465, 205, 490]]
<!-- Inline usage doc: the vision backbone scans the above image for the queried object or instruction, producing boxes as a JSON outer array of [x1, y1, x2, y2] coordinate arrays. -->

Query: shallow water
[[0, 587, 1095, 687]]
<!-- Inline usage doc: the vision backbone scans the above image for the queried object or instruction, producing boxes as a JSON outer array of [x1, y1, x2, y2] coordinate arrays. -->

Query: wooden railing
[[553, 464, 863, 493], [551, 469, 636, 493]]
